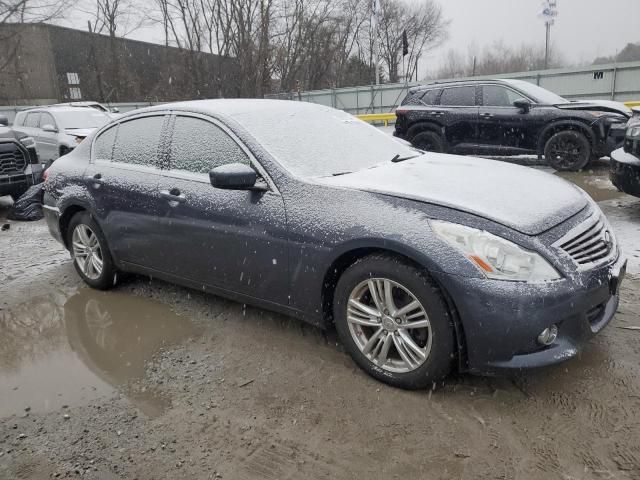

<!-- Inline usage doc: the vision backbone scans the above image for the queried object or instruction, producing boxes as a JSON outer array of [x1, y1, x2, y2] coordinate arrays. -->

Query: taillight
[[43, 169, 49, 183]]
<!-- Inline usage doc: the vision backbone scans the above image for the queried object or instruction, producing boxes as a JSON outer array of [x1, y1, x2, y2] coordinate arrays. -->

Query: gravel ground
[[1, 162, 640, 480]]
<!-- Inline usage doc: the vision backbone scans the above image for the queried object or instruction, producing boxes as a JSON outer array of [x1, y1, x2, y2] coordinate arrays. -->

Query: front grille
[[0, 147, 27, 175], [556, 214, 614, 266]]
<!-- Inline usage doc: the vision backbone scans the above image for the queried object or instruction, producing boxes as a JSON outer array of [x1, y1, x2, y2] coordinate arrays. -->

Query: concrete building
[[0, 23, 237, 106]]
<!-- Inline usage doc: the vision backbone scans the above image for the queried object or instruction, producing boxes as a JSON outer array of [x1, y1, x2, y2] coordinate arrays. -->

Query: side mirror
[[0, 115, 8, 126], [209, 163, 267, 191], [513, 99, 531, 113], [42, 124, 58, 133], [111, 107, 120, 113]]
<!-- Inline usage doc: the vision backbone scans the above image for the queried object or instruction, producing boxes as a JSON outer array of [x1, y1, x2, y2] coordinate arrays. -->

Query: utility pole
[[539, 0, 558, 70], [372, 0, 380, 85]]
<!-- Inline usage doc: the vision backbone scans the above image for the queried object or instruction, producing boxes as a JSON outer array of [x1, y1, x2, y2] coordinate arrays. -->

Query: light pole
[[372, 0, 380, 85], [539, 0, 558, 70]]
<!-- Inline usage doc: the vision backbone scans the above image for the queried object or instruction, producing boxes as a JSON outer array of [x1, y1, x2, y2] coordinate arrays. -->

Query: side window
[[25, 113, 41, 128], [440, 86, 476, 106], [93, 125, 118, 162], [40, 113, 56, 129], [421, 89, 441, 105], [14, 113, 25, 126], [169, 116, 250, 174], [482, 85, 526, 107], [112, 116, 165, 167]]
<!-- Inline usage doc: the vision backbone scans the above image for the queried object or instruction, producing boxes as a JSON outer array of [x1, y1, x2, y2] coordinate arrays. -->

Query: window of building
[[67, 73, 80, 85]]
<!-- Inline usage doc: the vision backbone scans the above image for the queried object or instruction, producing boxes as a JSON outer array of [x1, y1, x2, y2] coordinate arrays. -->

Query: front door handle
[[480, 112, 494, 118], [160, 189, 186, 204], [86, 173, 104, 187]]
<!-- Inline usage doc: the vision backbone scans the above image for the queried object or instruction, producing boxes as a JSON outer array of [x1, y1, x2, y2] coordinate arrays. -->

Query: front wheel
[[67, 211, 118, 290], [412, 131, 445, 153], [544, 131, 591, 171], [333, 255, 455, 389]]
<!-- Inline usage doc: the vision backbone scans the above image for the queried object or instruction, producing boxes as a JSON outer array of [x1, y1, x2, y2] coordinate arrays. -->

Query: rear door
[[85, 113, 170, 270], [154, 113, 289, 304], [477, 84, 533, 154], [438, 85, 479, 154]]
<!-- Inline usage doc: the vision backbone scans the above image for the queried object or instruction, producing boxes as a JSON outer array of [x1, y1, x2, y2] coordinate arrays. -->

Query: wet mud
[[1, 164, 640, 479]]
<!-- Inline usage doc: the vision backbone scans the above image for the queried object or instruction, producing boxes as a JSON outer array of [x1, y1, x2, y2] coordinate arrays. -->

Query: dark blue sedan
[[42, 100, 626, 389]]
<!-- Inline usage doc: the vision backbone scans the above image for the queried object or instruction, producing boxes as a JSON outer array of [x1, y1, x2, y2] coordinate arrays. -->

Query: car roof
[[18, 105, 101, 114], [123, 99, 339, 121], [411, 78, 515, 91]]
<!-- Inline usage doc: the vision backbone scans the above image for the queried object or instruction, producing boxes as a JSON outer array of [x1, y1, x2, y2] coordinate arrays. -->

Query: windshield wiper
[[332, 171, 352, 176], [391, 154, 419, 163]]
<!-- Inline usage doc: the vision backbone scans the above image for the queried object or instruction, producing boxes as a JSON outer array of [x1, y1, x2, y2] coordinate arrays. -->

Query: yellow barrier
[[358, 102, 639, 125], [356, 113, 397, 126]]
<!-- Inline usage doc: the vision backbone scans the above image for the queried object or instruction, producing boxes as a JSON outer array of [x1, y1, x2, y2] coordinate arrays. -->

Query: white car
[[53, 101, 121, 118], [13, 106, 112, 164]]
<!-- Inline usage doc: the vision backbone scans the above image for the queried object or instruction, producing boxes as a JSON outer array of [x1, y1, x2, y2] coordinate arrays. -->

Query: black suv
[[610, 108, 640, 198], [0, 114, 41, 199], [394, 79, 629, 171]]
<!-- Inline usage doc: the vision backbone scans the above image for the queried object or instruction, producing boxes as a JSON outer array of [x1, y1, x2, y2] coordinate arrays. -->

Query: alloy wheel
[[548, 138, 585, 169], [347, 278, 433, 373], [72, 224, 104, 280]]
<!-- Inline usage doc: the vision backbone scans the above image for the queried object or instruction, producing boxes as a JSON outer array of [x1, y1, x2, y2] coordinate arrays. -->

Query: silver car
[[13, 106, 112, 164]]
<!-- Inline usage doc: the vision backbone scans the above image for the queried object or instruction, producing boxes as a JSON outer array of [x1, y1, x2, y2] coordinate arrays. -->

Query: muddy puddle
[[0, 288, 200, 417], [554, 167, 627, 202]]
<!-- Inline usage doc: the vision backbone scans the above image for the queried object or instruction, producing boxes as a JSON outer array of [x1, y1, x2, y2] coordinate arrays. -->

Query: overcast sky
[[65, 0, 640, 77], [426, 0, 640, 74]]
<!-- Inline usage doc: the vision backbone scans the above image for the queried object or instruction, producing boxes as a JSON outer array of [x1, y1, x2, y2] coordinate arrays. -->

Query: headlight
[[19, 136, 36, 148], [431, 220, 561, 283], [627, 126, 640, 139]]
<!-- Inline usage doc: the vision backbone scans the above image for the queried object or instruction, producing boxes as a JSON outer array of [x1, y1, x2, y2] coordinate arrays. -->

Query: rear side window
[[93, 125, 118, 161], [169, 116, 250, 174], [112, 116, 165, 167], [25, 113, 40, 128], [440, 86, 476, 106], [421, 89, 441, 105]]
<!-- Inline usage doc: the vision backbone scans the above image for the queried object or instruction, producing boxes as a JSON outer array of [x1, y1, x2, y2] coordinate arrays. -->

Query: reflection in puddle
[[555, 168, 626, 202], [0, 289, 199, 417]]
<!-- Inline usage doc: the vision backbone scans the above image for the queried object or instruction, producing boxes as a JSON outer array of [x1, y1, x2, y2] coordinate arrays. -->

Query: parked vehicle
[[53, 101, 121, 117], [395, 79, 629, 171], [610, 107, 640, 197], [42, 100, 626, 389], [13, 106, 112, 165], [0, 121, 42, 199]]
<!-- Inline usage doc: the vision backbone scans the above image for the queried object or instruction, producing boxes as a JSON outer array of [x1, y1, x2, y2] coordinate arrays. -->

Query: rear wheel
[[412, 131, 444, 153], [67, 211, 118, 290], [333, 255, 455, 389], [544, 130, 591, 171]]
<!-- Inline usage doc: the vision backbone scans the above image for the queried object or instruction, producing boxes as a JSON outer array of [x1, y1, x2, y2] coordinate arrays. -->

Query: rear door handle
[[160, 189, 186, 204], [480, 112, 494, 118]]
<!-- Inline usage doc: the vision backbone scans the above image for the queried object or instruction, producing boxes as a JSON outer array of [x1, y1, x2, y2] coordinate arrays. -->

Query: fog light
[[537, 325, 558, 346]]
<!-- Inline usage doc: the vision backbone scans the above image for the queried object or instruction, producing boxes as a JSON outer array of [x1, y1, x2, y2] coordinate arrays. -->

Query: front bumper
[[433, 252, 626, 375], [610, 147, 640, 198]]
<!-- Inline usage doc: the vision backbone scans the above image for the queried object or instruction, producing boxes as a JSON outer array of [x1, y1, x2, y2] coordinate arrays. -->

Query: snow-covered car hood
[[317, 153, 588, 236], [558, 100, 631, 117], [63, 128, 96, 138]]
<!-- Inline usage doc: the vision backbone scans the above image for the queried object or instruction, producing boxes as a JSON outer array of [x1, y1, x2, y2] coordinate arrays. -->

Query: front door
[[154, 114, 289, 305], [477, 85, 533, 154], [37, 112, 60, 162], [84, 114, 171, 269]]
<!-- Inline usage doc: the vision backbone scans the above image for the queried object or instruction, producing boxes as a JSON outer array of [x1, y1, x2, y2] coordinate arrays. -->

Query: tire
[[333, 254, 455, 390], [544, 131, 591, 171], [66, 211, 118, 290], [411, 131, 445, 153]]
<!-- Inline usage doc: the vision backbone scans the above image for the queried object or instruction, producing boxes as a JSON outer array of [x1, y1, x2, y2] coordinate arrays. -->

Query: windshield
[[231, 104, 417, 177], [55, 110, 111, 129], [505, 79, 569, 104]]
